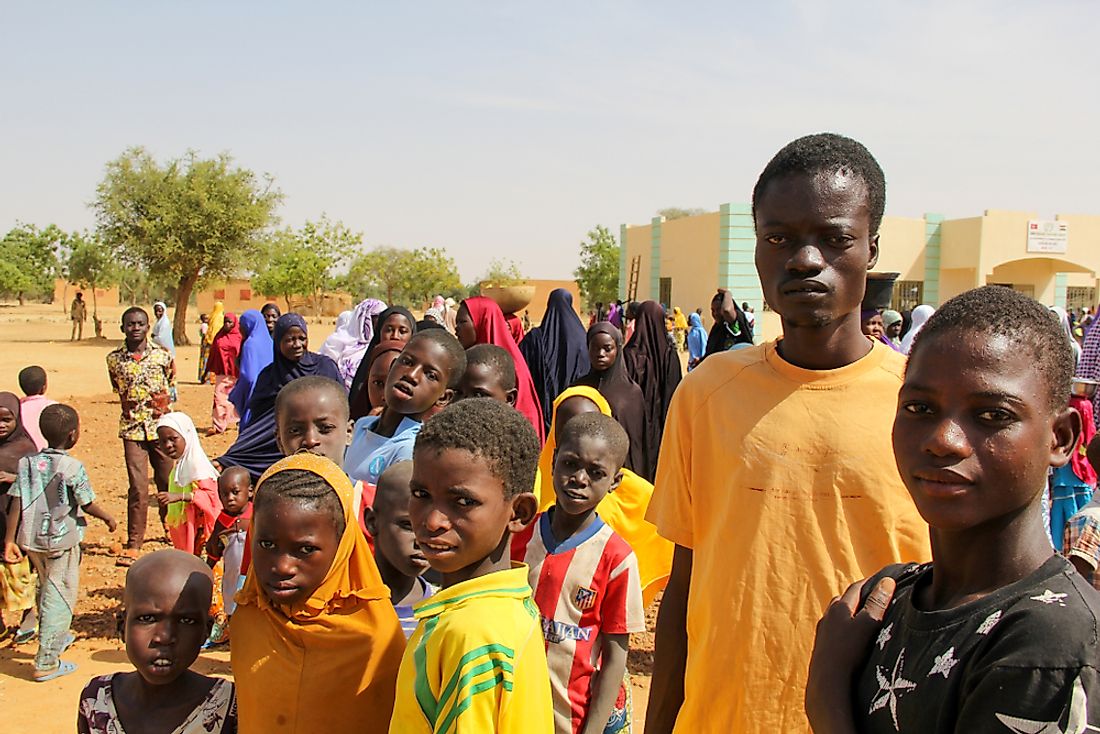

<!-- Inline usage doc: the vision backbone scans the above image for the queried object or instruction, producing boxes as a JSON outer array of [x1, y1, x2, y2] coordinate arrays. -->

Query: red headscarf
[[463, 296, 545, 443], [504, 312, 525, 345], [206, 312, 243, 378]]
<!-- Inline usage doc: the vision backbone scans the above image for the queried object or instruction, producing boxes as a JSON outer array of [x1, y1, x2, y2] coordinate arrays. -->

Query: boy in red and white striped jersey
[[512, 412, 644, 734]]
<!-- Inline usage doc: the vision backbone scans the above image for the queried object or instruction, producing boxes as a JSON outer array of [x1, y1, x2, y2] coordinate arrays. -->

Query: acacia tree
[[1, 223, 63, 304], [345, 246, 461, 305], [253, 217, 361, 310], [574, 225, 619, 307], [64, 231, 120, 336], [93, 147, 281, 345]]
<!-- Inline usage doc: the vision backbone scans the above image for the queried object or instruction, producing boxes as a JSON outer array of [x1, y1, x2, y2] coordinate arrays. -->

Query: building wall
[[623, 222, 654, 304], [659, 212, 721, 318], [524, 279, 583, 324], [874, 216, 927, 280], [196, 279, 279, 317], [53, 279, 119, 308]]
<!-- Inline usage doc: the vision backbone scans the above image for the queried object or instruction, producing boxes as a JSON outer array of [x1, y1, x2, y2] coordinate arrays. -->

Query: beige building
[[621, 207, 1100, 340]]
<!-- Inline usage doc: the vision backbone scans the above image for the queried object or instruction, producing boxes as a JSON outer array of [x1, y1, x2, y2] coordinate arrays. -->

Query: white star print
[[1031, 590, 1069, 606], [928, 647, 958, 679], [869, 649, 918, 731], [996, 673, 1100, 733], [876, 623, 894, 650], [977, 610, 1003, 635]]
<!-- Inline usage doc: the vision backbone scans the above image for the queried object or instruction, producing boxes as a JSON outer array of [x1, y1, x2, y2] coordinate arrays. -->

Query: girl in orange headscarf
[[231, 453, 405, 733]]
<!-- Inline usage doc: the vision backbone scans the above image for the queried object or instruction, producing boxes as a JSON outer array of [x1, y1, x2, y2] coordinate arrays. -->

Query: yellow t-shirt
[[646, 339, 930, 733], [389, 563, 554, 734]]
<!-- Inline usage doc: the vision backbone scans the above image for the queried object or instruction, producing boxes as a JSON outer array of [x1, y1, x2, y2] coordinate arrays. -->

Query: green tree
[[657, 206, 708, 221], [1, 223, 64, 304], [345, 246, 462, 305], [63, 231, 120, 335], [479, 258, 526, 286], [93, 147, 281, 345], [0, 260, 34, 301], [574, 225, 620, 307], [253, 217, 361, 310]]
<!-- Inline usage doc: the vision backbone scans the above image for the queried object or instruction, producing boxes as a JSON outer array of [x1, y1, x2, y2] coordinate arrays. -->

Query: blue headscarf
[[228, 309, 274, 424], [686, 312, 708, 368], [217, 313, 343, 482], [518, 289, 590, 435]]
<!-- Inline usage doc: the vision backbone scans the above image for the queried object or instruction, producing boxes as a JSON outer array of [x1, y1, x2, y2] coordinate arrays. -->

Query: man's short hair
[[465, 344, 517, 391], [121, 306, 148, 323], [752, 133, 887, 235], [557, 412, 629, 469], [39, 403, 79, 445]]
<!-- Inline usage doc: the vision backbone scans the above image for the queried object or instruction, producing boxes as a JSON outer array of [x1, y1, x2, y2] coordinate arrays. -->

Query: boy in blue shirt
[[3, 404, 116, 681]]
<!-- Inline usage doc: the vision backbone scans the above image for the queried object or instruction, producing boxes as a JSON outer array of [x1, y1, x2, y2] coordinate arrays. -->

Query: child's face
[[218, 474, 253, 515], [252, 494, 341, 607], [753, 170, 878, 329], [279, 326, 308, 362], [275, 389, 352, 466], [455, 363, 515, 405], [367, 351, 400, 409], [384, 340, 455, 415], [409, 448, 535, 581], [124, 570, 210, 685], [886, 320, 903, 339], [154, 304, 165, 319], [156, 426, 186, 461], [455, 304, 477, 349], [0, 407, 15, 440], [893, 330, 1078, 532], [588, 332, 618, 371], [379, 313, 414, 344], [552, 434, 623, 517], [368, 495, 430, 579]]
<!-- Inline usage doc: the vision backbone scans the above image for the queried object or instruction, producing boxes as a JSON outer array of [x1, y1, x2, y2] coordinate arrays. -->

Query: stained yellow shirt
[[647, 339, 930, 733], [389, 564, 554, 734]]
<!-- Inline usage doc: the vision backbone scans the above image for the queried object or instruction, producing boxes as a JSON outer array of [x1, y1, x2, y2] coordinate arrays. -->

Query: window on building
[[891, 281, 924, 312], [659, 278, 672, 308], [240, 288, 252, 301], [214, 289, 226, 299], [1067, 286, 1097, 313]]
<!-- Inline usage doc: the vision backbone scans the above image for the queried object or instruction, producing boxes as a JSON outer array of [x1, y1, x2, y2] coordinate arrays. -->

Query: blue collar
[[539, 509, 604, 555]]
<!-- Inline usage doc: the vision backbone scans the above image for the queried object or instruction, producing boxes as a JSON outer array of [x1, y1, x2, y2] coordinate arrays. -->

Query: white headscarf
[[155, 412, 219, 486], [1050, 305, 1083, 366], [336, 298, 388, 388], [900, 304, 935, 355], [151, 301, 176, 355], [318, 310, 356, 361]]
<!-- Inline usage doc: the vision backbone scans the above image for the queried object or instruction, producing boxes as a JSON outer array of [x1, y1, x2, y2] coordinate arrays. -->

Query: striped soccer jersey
[[512, 511, 645, 734]]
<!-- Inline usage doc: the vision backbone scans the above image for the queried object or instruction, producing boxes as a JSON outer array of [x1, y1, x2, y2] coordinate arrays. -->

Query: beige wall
[[196, 279, 279, 317], [623, 223, 654, 302], [875, 216, 927, 280], [53, 279, 119, 309], [659, 213, 720, 318], [524, 279, 583, 324]]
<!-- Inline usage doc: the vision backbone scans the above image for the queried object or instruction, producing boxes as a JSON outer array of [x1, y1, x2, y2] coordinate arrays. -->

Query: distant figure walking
[[70, 292, 86, 341]]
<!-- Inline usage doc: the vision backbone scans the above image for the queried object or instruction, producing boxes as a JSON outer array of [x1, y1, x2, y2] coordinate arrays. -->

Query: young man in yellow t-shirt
[[645, 133, 931, 734]]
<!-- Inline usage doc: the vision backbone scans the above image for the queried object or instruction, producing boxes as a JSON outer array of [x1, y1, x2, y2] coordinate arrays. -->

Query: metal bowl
[[1072, 378, 1099, 399]]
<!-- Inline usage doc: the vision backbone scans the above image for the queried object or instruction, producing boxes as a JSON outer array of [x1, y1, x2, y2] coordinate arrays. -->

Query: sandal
[[115, 549, 139, 567], [13, 628, 37, 645], [34, 660, 77, 682]]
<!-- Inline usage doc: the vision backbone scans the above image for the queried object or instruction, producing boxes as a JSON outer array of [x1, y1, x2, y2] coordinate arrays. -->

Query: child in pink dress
[[155, 413, 221, 555]]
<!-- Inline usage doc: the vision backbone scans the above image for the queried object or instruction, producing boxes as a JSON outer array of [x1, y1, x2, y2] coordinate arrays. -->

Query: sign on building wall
[[1027, 220, 1069, 254]]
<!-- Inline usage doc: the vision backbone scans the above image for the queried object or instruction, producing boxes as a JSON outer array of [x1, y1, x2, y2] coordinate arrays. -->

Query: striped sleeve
[[422, 620, 517, 734]]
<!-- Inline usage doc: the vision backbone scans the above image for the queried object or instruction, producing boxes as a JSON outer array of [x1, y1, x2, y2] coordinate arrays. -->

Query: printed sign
[[1027, 220, 1069, 254]]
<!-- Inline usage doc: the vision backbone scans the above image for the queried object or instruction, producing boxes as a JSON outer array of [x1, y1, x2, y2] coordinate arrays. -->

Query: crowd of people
[[2, 132, 1100, 732]]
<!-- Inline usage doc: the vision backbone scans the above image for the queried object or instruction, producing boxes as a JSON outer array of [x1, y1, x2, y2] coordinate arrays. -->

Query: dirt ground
[[0, 302, 655, 732]]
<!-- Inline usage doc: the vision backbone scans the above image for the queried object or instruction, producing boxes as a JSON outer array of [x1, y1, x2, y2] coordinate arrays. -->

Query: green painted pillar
[[650, 216, 662, 301], [1055, 273, 1068, 308], [618, 224, 628, 302], [719, 203, 763, 335], [923, 214, 943, 307]]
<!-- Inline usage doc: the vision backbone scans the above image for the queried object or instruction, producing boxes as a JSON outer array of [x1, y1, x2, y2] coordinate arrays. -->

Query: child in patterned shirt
[[807, 286, 1100, 733]]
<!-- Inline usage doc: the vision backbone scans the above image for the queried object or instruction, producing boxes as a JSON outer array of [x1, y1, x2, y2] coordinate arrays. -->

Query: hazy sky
[[3, 1, 1097, 281]]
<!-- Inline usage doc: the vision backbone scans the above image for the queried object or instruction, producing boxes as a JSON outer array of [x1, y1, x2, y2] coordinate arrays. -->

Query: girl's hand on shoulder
[[3, 542, 22, 563], [805, 576, 895, 734]]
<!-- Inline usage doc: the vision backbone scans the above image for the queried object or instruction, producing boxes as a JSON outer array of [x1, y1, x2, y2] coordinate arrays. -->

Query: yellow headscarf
[[205, 301, 225, 347], [535, 386, 673, 607], [232, 453, 405, 733], [673, 306, 688, 331]]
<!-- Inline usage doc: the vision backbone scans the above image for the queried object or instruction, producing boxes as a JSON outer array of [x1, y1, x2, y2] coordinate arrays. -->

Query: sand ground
[[0, 302, 655, 732]]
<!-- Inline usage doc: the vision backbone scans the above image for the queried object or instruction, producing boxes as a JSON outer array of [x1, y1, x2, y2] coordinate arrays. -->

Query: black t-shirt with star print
[[853, 555, 1100, 733]]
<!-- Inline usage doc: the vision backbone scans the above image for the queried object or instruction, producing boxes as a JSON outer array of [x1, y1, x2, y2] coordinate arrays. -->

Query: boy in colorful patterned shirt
[[806, 287, 1100, 733], [512, 412, 644, 734], [105, 307, 175, 565], [390, 398, 552, 734]]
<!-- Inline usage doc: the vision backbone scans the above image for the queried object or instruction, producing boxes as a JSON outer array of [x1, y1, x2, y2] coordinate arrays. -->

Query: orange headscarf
[[231, 453, 405, 733], [534, 385, 672, 607]]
